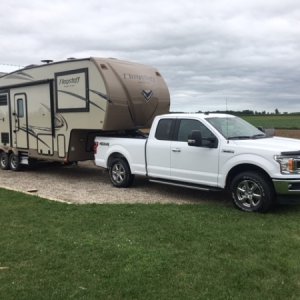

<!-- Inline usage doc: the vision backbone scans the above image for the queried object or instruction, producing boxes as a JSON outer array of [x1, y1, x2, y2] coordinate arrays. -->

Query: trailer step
[[19, 152, 29, 165]]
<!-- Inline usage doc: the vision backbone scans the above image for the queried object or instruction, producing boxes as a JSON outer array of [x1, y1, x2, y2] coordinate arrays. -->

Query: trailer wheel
[[0, 152, 10, 170], [9, 153, 21, 171], [230, 171, 274, 212], [109, 158, 134, 188]]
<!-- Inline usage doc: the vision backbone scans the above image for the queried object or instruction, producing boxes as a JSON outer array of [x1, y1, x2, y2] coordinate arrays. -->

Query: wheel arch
[[0, 148, 14, 155], [107, 152, 131, 170], [225, 164, 273, 190]]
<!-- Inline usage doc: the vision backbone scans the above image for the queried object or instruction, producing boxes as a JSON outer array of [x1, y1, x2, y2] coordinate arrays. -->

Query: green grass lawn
[[0, 188, 300, 300], [243, 115, 300, 129]]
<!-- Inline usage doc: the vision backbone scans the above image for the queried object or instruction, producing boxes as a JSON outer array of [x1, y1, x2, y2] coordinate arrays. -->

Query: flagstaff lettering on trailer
[[59, 77, 81, 86], [123, 73, 155, 83]]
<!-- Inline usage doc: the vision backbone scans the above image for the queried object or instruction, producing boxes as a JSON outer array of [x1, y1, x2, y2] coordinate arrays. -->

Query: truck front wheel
[[230, 171, 274, 212], [109, 158, 134, 188]]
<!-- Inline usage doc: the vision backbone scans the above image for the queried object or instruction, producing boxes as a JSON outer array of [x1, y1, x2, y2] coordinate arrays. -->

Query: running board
[[149, 179, 221, 192]]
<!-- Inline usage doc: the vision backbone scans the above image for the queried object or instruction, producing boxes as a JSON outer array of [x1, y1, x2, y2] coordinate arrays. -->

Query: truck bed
[[94, 135, 148, 176]]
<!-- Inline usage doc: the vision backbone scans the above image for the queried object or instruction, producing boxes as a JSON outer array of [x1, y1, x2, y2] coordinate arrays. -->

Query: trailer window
[[17, 98, 24, 117], [0, 94, 7, 106], [55, 68, 89, 113]]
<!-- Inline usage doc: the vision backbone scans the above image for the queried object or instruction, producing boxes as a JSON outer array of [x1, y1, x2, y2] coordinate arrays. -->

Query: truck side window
[[155, 119, 173, 140], [177, 119, 216, 145]]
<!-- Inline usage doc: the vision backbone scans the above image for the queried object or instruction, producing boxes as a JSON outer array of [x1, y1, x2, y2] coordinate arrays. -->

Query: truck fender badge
[[142, 89, 153, 102], [222, 149, 235, 154], [100, 142, 109, 146]]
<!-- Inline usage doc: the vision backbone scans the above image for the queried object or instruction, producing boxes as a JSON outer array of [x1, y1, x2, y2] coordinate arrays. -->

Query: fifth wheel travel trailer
[[0, 57, 170, 170]]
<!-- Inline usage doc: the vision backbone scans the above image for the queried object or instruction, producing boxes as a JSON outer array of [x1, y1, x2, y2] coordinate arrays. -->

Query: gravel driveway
[[0, 161, 227, 205]]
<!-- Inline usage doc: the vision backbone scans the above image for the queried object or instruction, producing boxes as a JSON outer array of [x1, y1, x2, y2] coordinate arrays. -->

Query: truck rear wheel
[[0, 152, 10, 170], [109, 158, 134, 188], [9, 153, 21, 171], [230, 171, 274, 212]]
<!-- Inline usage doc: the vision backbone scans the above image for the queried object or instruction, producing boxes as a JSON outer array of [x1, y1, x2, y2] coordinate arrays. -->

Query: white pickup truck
[[94, 113, 300, 212]]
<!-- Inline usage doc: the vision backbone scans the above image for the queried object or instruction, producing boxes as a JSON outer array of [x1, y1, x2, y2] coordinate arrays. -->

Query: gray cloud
[[1, 0, 300, 112]]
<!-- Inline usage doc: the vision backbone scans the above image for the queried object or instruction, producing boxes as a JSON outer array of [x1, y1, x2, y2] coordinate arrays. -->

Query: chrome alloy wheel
[[111, 162, 126, 184], [10, 155, 19, 169], [0, 152, 9, 170], [0, 155, 7, 168], [236, 179, 262, 209]]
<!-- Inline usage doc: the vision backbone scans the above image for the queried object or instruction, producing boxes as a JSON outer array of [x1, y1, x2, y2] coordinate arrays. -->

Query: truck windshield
[[206, 116, 266, 140]]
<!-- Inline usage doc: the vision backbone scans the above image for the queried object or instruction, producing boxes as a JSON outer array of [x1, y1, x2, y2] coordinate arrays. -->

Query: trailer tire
[[109, 158, 134, 188], [230, 171, 274, 212], [0, 152, 10, 170], [9, 153, 21, 171]]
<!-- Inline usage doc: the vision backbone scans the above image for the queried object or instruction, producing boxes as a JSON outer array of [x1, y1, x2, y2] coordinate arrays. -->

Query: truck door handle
[[172, 148, 181, 153]]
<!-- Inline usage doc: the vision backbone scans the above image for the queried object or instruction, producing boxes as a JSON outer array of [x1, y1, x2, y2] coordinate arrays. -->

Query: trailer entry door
[[13, 93, 28, 149], [0, 93, 10, 146]]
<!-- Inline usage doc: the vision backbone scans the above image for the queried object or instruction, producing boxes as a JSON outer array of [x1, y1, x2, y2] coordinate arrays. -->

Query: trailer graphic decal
[[5, 71, 34, 81], [39, 104, 69, 131], [16, 102, 68, 151], [57, 90, 105, 112], [142, 89, 153, 102], [89, 89, 112, 103], [54, 113, 68, 131], [18, 126, 50, 149]]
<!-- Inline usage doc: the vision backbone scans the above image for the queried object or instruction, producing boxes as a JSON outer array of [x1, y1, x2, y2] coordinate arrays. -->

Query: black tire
[[230, 171, 274, 212], [9, 153, 21, 171], [109, 158, 134, 188], [0, 152, 10, 170]]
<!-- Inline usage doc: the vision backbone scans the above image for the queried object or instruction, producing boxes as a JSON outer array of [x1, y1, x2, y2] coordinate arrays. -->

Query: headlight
[[274, 155, 300, 174]]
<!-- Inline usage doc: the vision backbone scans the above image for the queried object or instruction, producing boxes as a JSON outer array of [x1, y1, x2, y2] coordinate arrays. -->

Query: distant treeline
[[173, 110, 300, 116], [204, 110, 300, 116]]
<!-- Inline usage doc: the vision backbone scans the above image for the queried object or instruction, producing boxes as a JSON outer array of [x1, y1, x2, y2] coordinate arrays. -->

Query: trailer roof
[[0, 57, 145, 77]]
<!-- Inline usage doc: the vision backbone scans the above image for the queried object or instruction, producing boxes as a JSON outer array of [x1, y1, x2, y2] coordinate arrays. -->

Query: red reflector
[[93, 142, 99, 154]]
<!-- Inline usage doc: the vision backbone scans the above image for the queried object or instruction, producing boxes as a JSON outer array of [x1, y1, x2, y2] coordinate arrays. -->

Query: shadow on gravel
[[7, 161, 298, 212], [18, 160, 232, 206]]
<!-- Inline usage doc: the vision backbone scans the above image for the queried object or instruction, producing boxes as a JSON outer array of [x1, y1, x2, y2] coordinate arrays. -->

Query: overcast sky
[[1, 0, 300, 112]]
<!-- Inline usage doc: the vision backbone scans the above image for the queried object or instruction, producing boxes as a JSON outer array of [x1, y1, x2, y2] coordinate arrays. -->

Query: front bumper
[[273, 179, 300, 195]]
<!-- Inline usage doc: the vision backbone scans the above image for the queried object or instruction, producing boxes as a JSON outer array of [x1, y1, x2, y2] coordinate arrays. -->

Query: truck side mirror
[[188, 130, 202, 147], [257, 126, 265, 132], [205, 137, 218, 148]]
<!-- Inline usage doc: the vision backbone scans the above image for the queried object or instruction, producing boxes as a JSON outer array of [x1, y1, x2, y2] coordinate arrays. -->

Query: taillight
[[93, 142, 99, 154]]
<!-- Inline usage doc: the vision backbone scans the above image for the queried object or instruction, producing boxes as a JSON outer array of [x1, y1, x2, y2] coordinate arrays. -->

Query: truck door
[[146, 118, 174, 179], [170, 119, 219, 186], [13, 93, 28, 149], [0, 92, 10, 146]]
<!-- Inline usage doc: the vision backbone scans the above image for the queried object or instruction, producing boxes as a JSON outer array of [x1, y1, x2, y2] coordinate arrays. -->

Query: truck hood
[[231, 136, 300, 154]]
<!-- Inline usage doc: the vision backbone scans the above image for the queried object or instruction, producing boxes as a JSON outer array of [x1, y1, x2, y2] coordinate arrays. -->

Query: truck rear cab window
[[0, 94, 7, 106], [177, 119, 216, 145], [155, 119, 174, 140]]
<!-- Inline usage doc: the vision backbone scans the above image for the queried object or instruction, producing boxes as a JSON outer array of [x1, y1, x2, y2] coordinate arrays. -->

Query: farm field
[[0, 188, 300, 299], [242, 114, 300, 129]]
